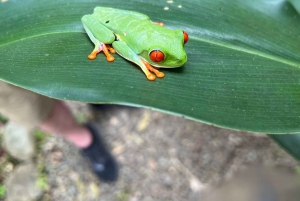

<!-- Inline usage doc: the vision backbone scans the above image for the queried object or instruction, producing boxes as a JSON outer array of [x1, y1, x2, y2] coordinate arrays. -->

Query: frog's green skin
[[81, 7, 187, 80]]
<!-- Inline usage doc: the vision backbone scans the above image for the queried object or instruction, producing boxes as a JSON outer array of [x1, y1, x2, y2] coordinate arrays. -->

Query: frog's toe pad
[[88, 52, 97, 60], [156, 72, 165, 78], [147, 74, 156, 81], [108, 48, 116, 54], [106, 55, 115, 62]]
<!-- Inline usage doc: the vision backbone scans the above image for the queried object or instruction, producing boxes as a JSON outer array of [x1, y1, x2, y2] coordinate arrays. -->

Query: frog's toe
[[88, 51, 98, 60], [147, 73, 156, 81], [107, 45, 116, 54], [106, 55, 115, 62], [156, 72, 165, 78], [143, 61, 165, 79], [109, 49, 116, 54], [101, 43, 115, 62]]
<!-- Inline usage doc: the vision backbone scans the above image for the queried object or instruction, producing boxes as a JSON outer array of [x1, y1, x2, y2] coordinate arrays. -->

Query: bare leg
[[39, 100, 118, 182], [39, 100, 92, 148], [0, 81, 118, 182]]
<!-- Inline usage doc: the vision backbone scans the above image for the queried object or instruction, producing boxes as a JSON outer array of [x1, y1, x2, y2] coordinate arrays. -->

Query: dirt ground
[[42, 102, 299, 201], [1, 102, 299, 201]]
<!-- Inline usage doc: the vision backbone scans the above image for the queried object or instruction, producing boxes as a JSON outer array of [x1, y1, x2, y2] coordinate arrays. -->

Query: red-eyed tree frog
[[81, 7, 188, 81]]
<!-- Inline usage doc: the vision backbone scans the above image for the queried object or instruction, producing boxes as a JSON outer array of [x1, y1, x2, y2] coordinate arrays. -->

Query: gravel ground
[[36, 102, 299, 201]]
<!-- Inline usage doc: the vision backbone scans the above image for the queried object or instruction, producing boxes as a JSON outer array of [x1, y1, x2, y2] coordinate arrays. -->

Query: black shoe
[[89, 103, 135, 111], [81, 123, 118, 182], [89, 104, 114, 111]]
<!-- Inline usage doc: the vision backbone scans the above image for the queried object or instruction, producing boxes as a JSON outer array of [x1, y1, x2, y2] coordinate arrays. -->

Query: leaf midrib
[[0, 31, 299, 69]]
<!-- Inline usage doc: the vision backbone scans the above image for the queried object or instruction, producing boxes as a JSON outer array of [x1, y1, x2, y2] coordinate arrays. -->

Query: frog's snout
[[177, 54, 187, 66]]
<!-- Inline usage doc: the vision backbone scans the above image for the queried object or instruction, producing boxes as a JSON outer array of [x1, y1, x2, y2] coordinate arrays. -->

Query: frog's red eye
[[150, 50, 165, 62], [183, 31, 188, 44]]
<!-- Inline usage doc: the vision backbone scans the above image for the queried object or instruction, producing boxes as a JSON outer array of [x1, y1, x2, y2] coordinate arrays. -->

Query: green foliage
[[34, 130, 48, 142], [36, 176, 48, 190], [269, 134, 300, 161], [1, 0, 300, 133], [1, 0, 300, 134], [288, 0, 300, 13], [34, 130, 49, 155], [0, 115, 7, 124], [0, 185, 5, 198], [295, 166, 300, 175], [115, 189, 130, 201], [36, 164, 48, 196], [35, 131, 49, 190], [1, 0, 300, 163]]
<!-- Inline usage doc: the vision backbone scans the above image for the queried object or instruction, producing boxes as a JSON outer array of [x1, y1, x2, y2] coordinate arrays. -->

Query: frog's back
[[92, 7, 150, 23], [92, 7, 152, 40], [90, 7, 181, 55]]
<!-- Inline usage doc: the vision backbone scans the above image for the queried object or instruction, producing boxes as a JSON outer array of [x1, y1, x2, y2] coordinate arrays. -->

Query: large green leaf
[[1, 0, 300, 134], [289, 0, 300, 13], [269, 134, 300, 161]]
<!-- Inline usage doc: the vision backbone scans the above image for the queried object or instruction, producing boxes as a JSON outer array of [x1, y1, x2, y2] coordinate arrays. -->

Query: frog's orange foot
[[106, 54, 114, 62], [141, 60, 165, 79], [88, 51, 98, 60], [152, 22, 164, 27], [107, 45, 116, 54], [156, 71, 165, 78], [147, 73, 156, 81], [88, 43, 115, 62], [101, 43, 115, 62]]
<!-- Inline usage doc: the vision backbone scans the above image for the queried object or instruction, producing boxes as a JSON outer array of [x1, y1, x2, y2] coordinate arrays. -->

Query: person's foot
[[81, 123, 118, 182]]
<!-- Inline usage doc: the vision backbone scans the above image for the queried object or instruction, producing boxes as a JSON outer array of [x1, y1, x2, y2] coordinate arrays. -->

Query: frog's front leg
[[82, 15, 116, 61], [140, 60, 165, 78], [112, 41, 164, 81]]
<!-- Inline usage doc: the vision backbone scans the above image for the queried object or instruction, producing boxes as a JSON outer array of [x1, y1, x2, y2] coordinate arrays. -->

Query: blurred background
[[1, 102, 299, 201]]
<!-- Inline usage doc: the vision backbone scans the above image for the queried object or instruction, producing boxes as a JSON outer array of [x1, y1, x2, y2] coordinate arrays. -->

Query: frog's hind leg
[[83, 24, 115, 62], [87, 39, 114, 62], [106, 44, 116, 54], [82, 15, 116, 61], [112, 41, 156, 81]]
